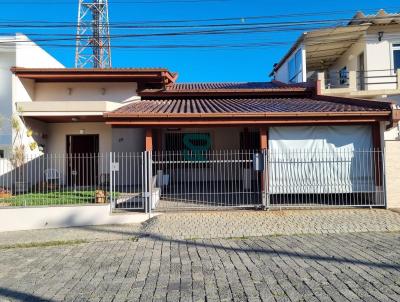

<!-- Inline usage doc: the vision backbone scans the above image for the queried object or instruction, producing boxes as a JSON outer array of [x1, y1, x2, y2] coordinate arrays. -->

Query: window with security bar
[[240, 131, 260, 150], [164, 132, 211, 161]]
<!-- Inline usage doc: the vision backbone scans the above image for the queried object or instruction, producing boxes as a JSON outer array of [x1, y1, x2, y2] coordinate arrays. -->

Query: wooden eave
[[10, 67, 176, 84]]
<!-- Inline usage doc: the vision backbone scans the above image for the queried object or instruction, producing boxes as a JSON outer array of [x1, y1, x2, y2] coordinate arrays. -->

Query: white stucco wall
[[0, 205, 155, 232], [274, 45, 307, 83], [385, 140, 400, 208], [364, 32, 400, 90], [34, 82, 138, 103], [112, 128, 145, 153], [0, 34, 64, 157], [15, 34, 64, 69], [0, 50, 15, 149]]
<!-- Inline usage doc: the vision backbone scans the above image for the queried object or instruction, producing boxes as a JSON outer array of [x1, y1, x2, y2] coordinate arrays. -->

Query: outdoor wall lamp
[[67, 88, 73, 95], [101, 88, 106, 95], [378, 31, 384, 41]]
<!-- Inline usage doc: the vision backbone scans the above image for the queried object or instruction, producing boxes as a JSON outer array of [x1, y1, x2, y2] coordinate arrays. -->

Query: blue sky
[[0, 0, 398, 82]]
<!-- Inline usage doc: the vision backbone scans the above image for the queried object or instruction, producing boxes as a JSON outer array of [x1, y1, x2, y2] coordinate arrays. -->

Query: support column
[[371, 122, 383, 187], [145, 128, 153, 151], [260, 128, 268, 150], [259, 128, 269, 209]]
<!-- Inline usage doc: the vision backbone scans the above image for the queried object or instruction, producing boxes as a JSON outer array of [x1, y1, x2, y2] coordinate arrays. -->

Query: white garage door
[[268, 125, 375, 194]]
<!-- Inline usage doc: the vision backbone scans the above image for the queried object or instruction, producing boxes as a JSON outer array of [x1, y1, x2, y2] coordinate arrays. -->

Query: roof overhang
[[105, 113, 389, 127], [305, 25, 368, 71], [270, 24, 369, 75], [10, 67, 178, 85], [24, 115, 106, 123]]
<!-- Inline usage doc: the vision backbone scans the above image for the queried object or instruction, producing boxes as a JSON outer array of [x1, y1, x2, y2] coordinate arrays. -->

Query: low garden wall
[[0, 204, 154, 232]]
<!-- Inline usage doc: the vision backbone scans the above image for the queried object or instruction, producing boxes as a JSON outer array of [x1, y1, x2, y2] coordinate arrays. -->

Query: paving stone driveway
[[142, 209, 400, 239], [1, 209, 400, 302]]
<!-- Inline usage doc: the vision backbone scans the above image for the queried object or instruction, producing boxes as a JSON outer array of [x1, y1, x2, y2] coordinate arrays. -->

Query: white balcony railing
[[317, 69, 400, 96]]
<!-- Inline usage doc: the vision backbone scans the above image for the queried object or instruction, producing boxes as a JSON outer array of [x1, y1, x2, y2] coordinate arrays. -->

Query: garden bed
[[0, 190, 118, 207]]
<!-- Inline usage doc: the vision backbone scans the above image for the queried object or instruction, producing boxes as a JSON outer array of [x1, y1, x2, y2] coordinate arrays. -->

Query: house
[[270, 9, 400, 209], [0, 28, 399, 212], [2, 65, 397, 210]]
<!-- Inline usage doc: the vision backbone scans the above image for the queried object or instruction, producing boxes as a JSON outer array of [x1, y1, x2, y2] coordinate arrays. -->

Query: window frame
[[392, 43, 400, 74], [288, 49, 303, 84]]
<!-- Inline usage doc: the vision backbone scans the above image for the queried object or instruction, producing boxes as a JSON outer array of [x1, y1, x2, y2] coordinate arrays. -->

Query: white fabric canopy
[[268, 125, 375, 193]]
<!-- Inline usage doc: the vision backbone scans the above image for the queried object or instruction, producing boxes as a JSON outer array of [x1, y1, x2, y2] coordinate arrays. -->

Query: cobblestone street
[[1, 210, 400, 301]]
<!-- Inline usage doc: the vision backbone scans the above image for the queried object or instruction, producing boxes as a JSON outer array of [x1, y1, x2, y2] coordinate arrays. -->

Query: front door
[[66, 135, 99, 186]]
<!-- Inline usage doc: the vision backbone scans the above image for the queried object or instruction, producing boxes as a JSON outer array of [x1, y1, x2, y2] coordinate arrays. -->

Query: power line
[[0, 7, 394, 51], [0, 34, 362, 49], [0, 6, 399, 24], [0, 0, 233, 5]]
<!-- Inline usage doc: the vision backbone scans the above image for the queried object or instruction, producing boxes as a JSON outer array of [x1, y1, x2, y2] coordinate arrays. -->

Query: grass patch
[[0, 239, 89, 250], [0, 190, 119, 207]]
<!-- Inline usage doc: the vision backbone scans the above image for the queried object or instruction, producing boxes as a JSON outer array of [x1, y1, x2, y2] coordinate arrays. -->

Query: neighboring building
[[270, 10, 400, 105], [0, 34, 64, 157]]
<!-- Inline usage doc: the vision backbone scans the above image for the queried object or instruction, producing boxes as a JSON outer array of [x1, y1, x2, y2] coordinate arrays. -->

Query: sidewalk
[[1, 209, 400, 245], [0, 223, 141, 247]]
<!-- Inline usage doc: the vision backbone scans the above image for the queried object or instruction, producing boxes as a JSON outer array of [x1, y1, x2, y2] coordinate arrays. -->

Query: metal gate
[[152, 150, 264, 210], [109, 149, 386, 212], [109, 152, 149, 211]]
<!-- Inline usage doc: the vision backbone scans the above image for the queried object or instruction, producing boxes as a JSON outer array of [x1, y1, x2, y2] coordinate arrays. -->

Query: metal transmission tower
[[75, 0, 112, 68]]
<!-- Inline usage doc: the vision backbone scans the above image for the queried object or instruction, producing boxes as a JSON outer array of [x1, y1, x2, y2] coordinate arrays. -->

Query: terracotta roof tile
[[166, 82, 281, 91], [110, 96, 390, 117], [140, 81, 310, 96]]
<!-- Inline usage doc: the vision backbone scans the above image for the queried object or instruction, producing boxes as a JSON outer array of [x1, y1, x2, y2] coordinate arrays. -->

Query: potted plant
[[29, 142, 38, 151], [0, 188, 12, 199], [95, 189, 107, 203]]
